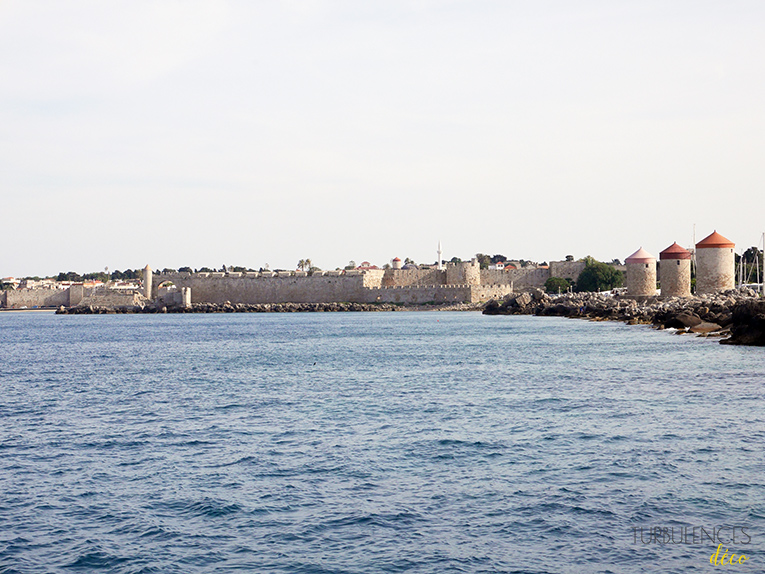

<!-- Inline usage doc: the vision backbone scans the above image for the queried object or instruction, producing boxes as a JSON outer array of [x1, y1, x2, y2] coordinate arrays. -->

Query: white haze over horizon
[[1, 1, 764, 277]]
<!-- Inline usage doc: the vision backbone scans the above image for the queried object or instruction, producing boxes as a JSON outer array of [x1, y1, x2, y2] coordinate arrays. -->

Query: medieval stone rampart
[[548, 261, 586, 280], [381, 268, 445, 287], [469, 285, 516, 303], [2, 287, 70, 309], [446, 260, 480, 285], [145, 267, 525, 306], [152, 272, 371, 305], [0, 259, 585, 310], [364, 285, 472, 304], [78, 290, 144, 308], [480, 268, 548, 288]]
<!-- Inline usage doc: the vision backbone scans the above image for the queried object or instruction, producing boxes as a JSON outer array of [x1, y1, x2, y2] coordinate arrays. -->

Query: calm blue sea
[[1, 311, 764, 574]]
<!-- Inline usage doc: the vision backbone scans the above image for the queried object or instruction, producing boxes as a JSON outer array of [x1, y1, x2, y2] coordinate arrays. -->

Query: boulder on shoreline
[[720, 299, 765, 346]]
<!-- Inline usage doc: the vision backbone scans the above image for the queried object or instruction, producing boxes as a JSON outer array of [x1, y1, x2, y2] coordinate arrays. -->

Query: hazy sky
[[2, 1, 764, 276]]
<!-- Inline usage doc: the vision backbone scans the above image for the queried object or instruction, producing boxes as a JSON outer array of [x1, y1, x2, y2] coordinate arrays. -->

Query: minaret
[[143, 264, 153, 300], [437, 240, 443, 270]]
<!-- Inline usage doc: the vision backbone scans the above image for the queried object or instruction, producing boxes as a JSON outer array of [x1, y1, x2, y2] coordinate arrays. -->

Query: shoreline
[[54, 301, 485, 314], [483, 288, 765, 346]]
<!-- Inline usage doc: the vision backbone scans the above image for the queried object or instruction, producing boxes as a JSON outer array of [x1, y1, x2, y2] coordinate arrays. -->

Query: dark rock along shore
[[55, 301, 483, 315], [482, 287, 765, 346]]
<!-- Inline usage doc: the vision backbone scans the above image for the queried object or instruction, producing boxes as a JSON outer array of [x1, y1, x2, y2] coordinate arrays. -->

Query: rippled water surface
[[1, 311, 764, 573]]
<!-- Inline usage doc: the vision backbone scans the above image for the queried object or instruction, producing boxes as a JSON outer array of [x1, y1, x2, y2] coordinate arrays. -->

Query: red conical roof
[[696, 231, 734, 249], [625, 247, 655, 264], [659, 242, 692, 260]]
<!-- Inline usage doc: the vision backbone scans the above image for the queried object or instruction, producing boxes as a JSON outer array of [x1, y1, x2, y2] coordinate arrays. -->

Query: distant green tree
[[475, 253, 492, 269], [344, 260, 356, 270], [197, 267, 214, 273], [110, 269, 137, 281], [545, 277, 571, 294], [178, 267, 193, 273], [115, 269, 140, 281], [575, 257, 624, 292], [57, 271, 82, 282], [491, 254, 507, 264], [449, 256, 462, 264]]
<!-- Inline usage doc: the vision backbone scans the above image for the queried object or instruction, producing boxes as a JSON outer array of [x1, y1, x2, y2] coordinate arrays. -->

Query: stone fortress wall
[[0, 287, 70, 309], [479, 268, 551, 288], [143, 259, 566, 306], [548, 261, 587, 281], [0, 285, 144, 309], [0, 259, 586, 309]]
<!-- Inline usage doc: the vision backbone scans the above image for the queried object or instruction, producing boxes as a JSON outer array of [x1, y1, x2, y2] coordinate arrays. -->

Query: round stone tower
[[391, 257, 403, 270], [625, 247, 656, 297], [659, 242, 691, 298], [143, 264, 153, 299], [695, 230, 735, 294]]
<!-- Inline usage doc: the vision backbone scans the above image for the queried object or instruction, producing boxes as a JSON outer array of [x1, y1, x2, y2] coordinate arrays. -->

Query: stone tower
[[625, 247, 656, 297], [391, 257, 403, 270], [659, 242, 691, 298], [695, 231, 735, 294], [143, 265, 153, 300], [446, 259, 480, 286]]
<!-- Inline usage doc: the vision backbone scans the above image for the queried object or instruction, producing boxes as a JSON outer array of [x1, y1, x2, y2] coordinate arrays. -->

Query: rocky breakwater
[[56, 301, 485, 315], [482, 288, 765, 346]]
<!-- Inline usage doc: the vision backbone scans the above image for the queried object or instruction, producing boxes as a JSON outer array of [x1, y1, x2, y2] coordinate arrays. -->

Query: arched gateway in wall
[[148, 271, 196, 300]]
